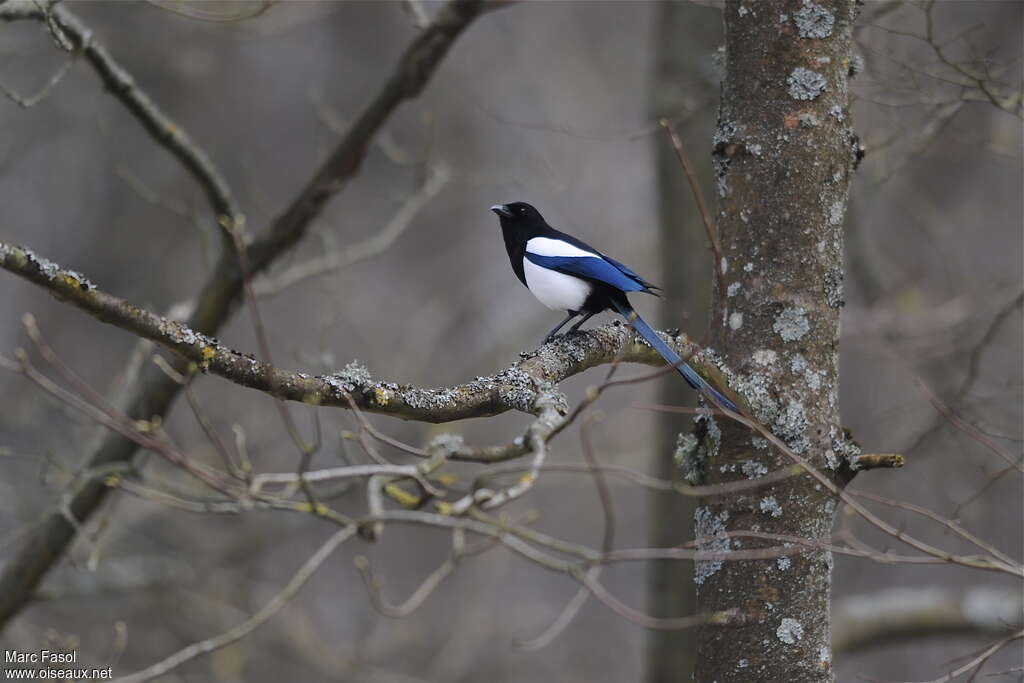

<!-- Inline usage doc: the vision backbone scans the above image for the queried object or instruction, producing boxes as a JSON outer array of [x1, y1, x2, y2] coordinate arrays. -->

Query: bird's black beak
[[490, 204, 513, 218]]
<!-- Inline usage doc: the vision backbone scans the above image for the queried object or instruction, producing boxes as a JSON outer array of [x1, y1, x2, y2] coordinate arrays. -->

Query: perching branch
[[0, 242, 727, 424]]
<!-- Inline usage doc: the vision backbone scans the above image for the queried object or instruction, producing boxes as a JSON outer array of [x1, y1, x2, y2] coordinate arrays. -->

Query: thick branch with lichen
[[0, 241, 727, 424]]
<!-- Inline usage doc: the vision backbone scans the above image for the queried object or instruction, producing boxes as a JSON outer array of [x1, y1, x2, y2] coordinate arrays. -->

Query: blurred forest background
[[0, 1, 1021, 681]]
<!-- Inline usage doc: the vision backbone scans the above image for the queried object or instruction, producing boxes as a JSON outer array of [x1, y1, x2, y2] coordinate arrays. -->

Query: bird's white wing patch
[[523, 258, 592, 311], [525, 237, 599, 258]]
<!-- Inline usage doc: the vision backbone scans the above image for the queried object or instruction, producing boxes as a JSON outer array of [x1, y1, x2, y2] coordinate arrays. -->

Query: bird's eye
[[518, 207, 526, 214]]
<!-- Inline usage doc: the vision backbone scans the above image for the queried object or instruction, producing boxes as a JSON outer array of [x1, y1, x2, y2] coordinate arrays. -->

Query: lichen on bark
[[694, 1, 858, 681]]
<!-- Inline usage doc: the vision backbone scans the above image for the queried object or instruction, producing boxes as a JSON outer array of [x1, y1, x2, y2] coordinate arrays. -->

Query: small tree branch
[[111, 526, 357, 683], [253, 163, 452, 297], [354, 528, 466, 618], [516, 416, 615, 650], [1, 1, 242, 228], [849, 490, 1017, 568], [0, 52, 79, 108], [659, 119, 728, 319]]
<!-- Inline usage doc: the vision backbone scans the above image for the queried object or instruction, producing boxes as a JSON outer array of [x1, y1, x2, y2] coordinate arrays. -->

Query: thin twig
[[111, 526, 357, 683], [859, 630, 1022, 683], [183, 380, 245, 480], [228, 221, 322, 505], [354, 528, 467, 617], [912, 376, 1022, 473], [475, 458, 805, 500], [0, 3, 241, 229], [850, 489, 1017, 568], [958, 290, 1023, 400], [0, 351, 233, 496], [660, 119, 729, 319], [517, 415, 614, 650], [575, 569, 737, 631], [0, 51, 80, 107], [253, 164, 451, 296]]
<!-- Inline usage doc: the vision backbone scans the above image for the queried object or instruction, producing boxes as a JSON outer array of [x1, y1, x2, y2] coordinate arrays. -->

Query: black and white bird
[[490, 201, 738, 412]]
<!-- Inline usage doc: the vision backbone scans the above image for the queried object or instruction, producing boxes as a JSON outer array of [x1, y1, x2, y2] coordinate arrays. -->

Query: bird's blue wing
[[600, 254, 659, 291], [524, 253, 648, 293]]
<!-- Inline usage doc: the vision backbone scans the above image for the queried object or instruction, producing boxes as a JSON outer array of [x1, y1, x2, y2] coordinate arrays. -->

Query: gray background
[[1, 2, 1020, 681]]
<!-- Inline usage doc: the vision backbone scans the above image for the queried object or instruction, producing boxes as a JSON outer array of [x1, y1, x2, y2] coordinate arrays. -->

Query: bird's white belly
[[523, 258, 592, 311]]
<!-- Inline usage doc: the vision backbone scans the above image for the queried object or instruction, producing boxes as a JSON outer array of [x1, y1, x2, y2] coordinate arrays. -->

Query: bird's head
[[490, 201, 545, 228]]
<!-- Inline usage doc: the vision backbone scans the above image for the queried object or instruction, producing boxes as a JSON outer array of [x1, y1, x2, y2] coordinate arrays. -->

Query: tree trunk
[[647, 3, 722, 681], [694, 1, 857, 681]]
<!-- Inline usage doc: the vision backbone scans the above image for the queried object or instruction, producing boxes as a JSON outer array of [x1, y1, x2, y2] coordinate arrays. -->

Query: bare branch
[[0, 52, 79, 108], [0, 242, 723, 425], [849, 490, 1018, 568], [360, 509, 577, 573], [0, 349, 234, 497], [111, 526, 357, 683], [476, 460, 806, 499], [447, 393, 560, 512], [1, 1, 242, 227], [912, 375, 1023, 473], [959, 290, 1024, 399], [517, 416, 614, 650], [575, 569, 738, 631], [922, 1, 1023, 119], [354, 529, 467, 618], [859, 1, 1023, 119], [254, 163, 451, 297], [879, 630, 1024, 683], [659, 119, 728, 319]]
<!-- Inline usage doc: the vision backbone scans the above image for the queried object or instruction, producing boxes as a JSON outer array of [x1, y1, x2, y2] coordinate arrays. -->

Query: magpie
[[490, 201, 738, 412]]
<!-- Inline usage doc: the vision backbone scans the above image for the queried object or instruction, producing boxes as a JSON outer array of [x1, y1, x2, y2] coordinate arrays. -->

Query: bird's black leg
[[567, 310, 597, 334], [543, 311, 578, 344]]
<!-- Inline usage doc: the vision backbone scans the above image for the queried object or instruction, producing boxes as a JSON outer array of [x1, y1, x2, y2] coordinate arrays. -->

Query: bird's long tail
[[611, 298, 739, 413]]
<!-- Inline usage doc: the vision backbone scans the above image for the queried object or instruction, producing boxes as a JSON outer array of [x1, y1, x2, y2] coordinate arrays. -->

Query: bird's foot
[[544, 330, 583, 345]]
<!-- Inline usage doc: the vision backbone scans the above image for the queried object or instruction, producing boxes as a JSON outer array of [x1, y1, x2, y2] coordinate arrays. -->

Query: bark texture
[[693, 1, 858, 681]]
